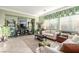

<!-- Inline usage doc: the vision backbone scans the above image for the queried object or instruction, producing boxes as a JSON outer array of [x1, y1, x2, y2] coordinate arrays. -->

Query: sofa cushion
[[72, 34, 79, 43]]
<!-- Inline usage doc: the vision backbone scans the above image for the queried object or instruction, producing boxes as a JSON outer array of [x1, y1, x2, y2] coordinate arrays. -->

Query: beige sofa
[[42, 30, 59, 40]]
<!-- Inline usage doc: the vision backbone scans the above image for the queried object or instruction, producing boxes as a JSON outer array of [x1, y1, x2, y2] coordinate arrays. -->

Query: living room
[[0, 6, 79, 53]]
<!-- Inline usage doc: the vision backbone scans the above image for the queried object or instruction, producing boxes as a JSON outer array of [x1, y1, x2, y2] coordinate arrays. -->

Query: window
[[42, 20, 50, 30], [60, 15, 79, 33], [60, 16, 72, 32], [70, 15, 79, 33], [42, 14, 79, 34], [49, 18, 58, 30]]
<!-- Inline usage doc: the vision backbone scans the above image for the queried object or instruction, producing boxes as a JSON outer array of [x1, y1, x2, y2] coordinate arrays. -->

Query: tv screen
[[20, 24, 25, 28]]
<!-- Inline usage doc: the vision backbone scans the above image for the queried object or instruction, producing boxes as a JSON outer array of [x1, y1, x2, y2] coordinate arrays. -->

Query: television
[[20, 24, 25, 28]]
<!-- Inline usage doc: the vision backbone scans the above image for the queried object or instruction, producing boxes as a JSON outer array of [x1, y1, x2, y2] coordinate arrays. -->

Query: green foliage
[[0, 26, 10, 37], [40, 6, 79, 19]]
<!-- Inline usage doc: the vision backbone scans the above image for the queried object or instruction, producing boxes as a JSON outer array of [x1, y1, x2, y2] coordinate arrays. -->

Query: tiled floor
[[0, 36, 33, 53], [22, 35, 40, 52], [0, 35, 57, 53]]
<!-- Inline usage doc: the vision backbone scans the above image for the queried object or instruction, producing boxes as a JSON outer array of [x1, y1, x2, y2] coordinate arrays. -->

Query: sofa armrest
[[60, 44, 79, 53]]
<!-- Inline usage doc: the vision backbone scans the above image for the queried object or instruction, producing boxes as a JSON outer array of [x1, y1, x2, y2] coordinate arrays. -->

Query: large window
[[60, 15, 79, 33], [42, 18, 58, 30], [60, 16, 72, 32], [42, 14, 79, 34], [42, 20, 50, 30], [49, 18, 58, 30], [70, 15, 79, 33]]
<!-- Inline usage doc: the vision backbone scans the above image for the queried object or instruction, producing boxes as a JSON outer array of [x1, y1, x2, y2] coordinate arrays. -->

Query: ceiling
[[0, 6, 64, 16]]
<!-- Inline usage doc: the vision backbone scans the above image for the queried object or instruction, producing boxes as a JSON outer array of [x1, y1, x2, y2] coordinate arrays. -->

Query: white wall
[[0, 9, 35, 27], [0, 10, 5, 26]]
